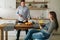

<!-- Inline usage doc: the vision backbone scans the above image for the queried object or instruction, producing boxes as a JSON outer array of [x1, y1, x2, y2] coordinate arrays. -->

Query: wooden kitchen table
[[0, 18, 49, 40], [0, 23, 33, 40]]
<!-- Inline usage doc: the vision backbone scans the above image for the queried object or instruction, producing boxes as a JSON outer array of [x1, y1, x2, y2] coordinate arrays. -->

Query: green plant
[[29, 3, 32, 6]]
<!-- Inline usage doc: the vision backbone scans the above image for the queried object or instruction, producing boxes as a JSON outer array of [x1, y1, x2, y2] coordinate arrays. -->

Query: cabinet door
[[1, 0, 16, 9], [0, 0, 5, 8], [5, 0, 16, 9]]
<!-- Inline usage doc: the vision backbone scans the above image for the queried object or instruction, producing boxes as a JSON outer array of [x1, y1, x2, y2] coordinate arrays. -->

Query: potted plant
[[28, 3, 32, 8]]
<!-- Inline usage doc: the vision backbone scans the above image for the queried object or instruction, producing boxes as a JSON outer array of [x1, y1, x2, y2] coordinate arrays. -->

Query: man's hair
[[21, 0, 25, 2]]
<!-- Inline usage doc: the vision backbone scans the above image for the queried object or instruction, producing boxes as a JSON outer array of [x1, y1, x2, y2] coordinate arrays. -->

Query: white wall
[[48, 0, 60, 33], [0, 0, 48, 19], [0, 0, 16, 19]]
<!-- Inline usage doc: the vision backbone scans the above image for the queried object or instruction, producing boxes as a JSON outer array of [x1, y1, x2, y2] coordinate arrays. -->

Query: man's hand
[[19, 14, 23, 17], [26, 18, 28, 21], [18, 14, 25, 20]]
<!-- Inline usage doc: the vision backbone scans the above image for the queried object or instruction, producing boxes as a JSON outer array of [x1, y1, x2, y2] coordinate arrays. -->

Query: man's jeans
[[16, 30, 28, 40], [16, 21, 28, 40]]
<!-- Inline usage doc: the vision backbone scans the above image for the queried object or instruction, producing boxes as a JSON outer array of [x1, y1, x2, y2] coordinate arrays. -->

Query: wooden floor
[[6, 35, 60, 40], [0, 31, 1, 40], [0, 31, 60, 40]]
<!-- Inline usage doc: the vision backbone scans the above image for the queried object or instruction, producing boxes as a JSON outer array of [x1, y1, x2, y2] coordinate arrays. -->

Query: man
[[16, 0, 30, 40]]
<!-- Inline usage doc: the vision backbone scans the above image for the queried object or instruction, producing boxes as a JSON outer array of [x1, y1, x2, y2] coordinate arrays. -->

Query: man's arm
[[16, 7, 23, 18], [18, 14, 23, 17], [27, 9, 31, 20]]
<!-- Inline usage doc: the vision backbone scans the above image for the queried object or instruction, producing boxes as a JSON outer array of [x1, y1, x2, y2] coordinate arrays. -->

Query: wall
[[0, 0, 48, 19], [48, 0, 60, 33], [0, 0, 60, 36], [0, 0, 16, 19]]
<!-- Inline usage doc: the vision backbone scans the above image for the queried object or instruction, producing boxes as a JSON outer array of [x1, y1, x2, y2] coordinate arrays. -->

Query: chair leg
[[5, 31, 8, 40], [1, 29, 4, 40]]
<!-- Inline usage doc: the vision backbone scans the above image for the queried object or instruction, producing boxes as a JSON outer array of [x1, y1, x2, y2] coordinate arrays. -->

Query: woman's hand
[[40, 26, 43, 29]]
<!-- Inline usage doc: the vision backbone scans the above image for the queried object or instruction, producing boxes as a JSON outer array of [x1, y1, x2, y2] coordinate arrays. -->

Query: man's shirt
[[16, 6, 30, 21]]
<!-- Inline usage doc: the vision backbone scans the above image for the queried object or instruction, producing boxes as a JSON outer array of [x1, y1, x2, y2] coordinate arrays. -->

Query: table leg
[[5, 31, 8, 40], [1, 29, 4, 40]]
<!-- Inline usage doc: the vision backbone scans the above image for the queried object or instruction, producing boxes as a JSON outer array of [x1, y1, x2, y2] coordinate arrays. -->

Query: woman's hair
[[49, 11, 59, 31]]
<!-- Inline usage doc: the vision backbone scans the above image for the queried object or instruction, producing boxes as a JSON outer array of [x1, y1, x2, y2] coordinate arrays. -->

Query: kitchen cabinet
[[0, 0, 16, 9], [0, 0, 5, 8], [5, 0, 16, 9]]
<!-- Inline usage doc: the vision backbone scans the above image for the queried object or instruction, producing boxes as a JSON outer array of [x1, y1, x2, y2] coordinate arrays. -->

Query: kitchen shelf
[[31, 18, 49, 20], [16, 2, 48, 4], [26, 2, 48, 4], [29, 8, 48, 10], [16, 1, 48, 10]]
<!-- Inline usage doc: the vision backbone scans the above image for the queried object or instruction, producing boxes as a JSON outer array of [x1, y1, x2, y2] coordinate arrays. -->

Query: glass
[[39, 20, 44, 24]]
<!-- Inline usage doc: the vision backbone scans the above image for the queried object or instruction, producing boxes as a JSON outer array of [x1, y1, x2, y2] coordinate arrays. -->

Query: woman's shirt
[[43, 21, 56, 34]]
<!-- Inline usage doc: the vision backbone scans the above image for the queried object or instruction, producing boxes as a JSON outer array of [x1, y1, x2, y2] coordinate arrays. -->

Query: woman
[[24, 11, 59, 40]]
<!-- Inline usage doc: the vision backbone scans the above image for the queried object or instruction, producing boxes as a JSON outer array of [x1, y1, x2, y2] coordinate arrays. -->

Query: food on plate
[[25, 22, 32, 25]]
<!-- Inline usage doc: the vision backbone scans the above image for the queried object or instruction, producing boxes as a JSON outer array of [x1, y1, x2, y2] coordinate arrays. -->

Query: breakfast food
[[25, 22, 32, 25]]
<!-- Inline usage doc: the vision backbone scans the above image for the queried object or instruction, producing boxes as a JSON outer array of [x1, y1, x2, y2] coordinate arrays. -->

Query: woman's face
[[48, 13, 53, 19], [21, 2, 25, 7]]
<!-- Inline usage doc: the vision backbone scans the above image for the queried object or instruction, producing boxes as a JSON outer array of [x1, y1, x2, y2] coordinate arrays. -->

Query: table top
[[0, 23, 33, 30], [0, 18, 48, 30]]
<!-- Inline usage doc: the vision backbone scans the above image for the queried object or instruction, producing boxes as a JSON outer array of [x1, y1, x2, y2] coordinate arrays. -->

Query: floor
[[0, 31, 60, 40], [6, 32, 60, 40], [7, 34, 60, 40]]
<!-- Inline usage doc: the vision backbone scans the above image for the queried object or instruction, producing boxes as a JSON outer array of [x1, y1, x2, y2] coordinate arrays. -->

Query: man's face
[[21, 2, 25, 7]]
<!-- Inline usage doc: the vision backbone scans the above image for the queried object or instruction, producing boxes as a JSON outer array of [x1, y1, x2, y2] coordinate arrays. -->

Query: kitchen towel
[[33, 23, 40, 29], [3, 23, 16, 31]]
